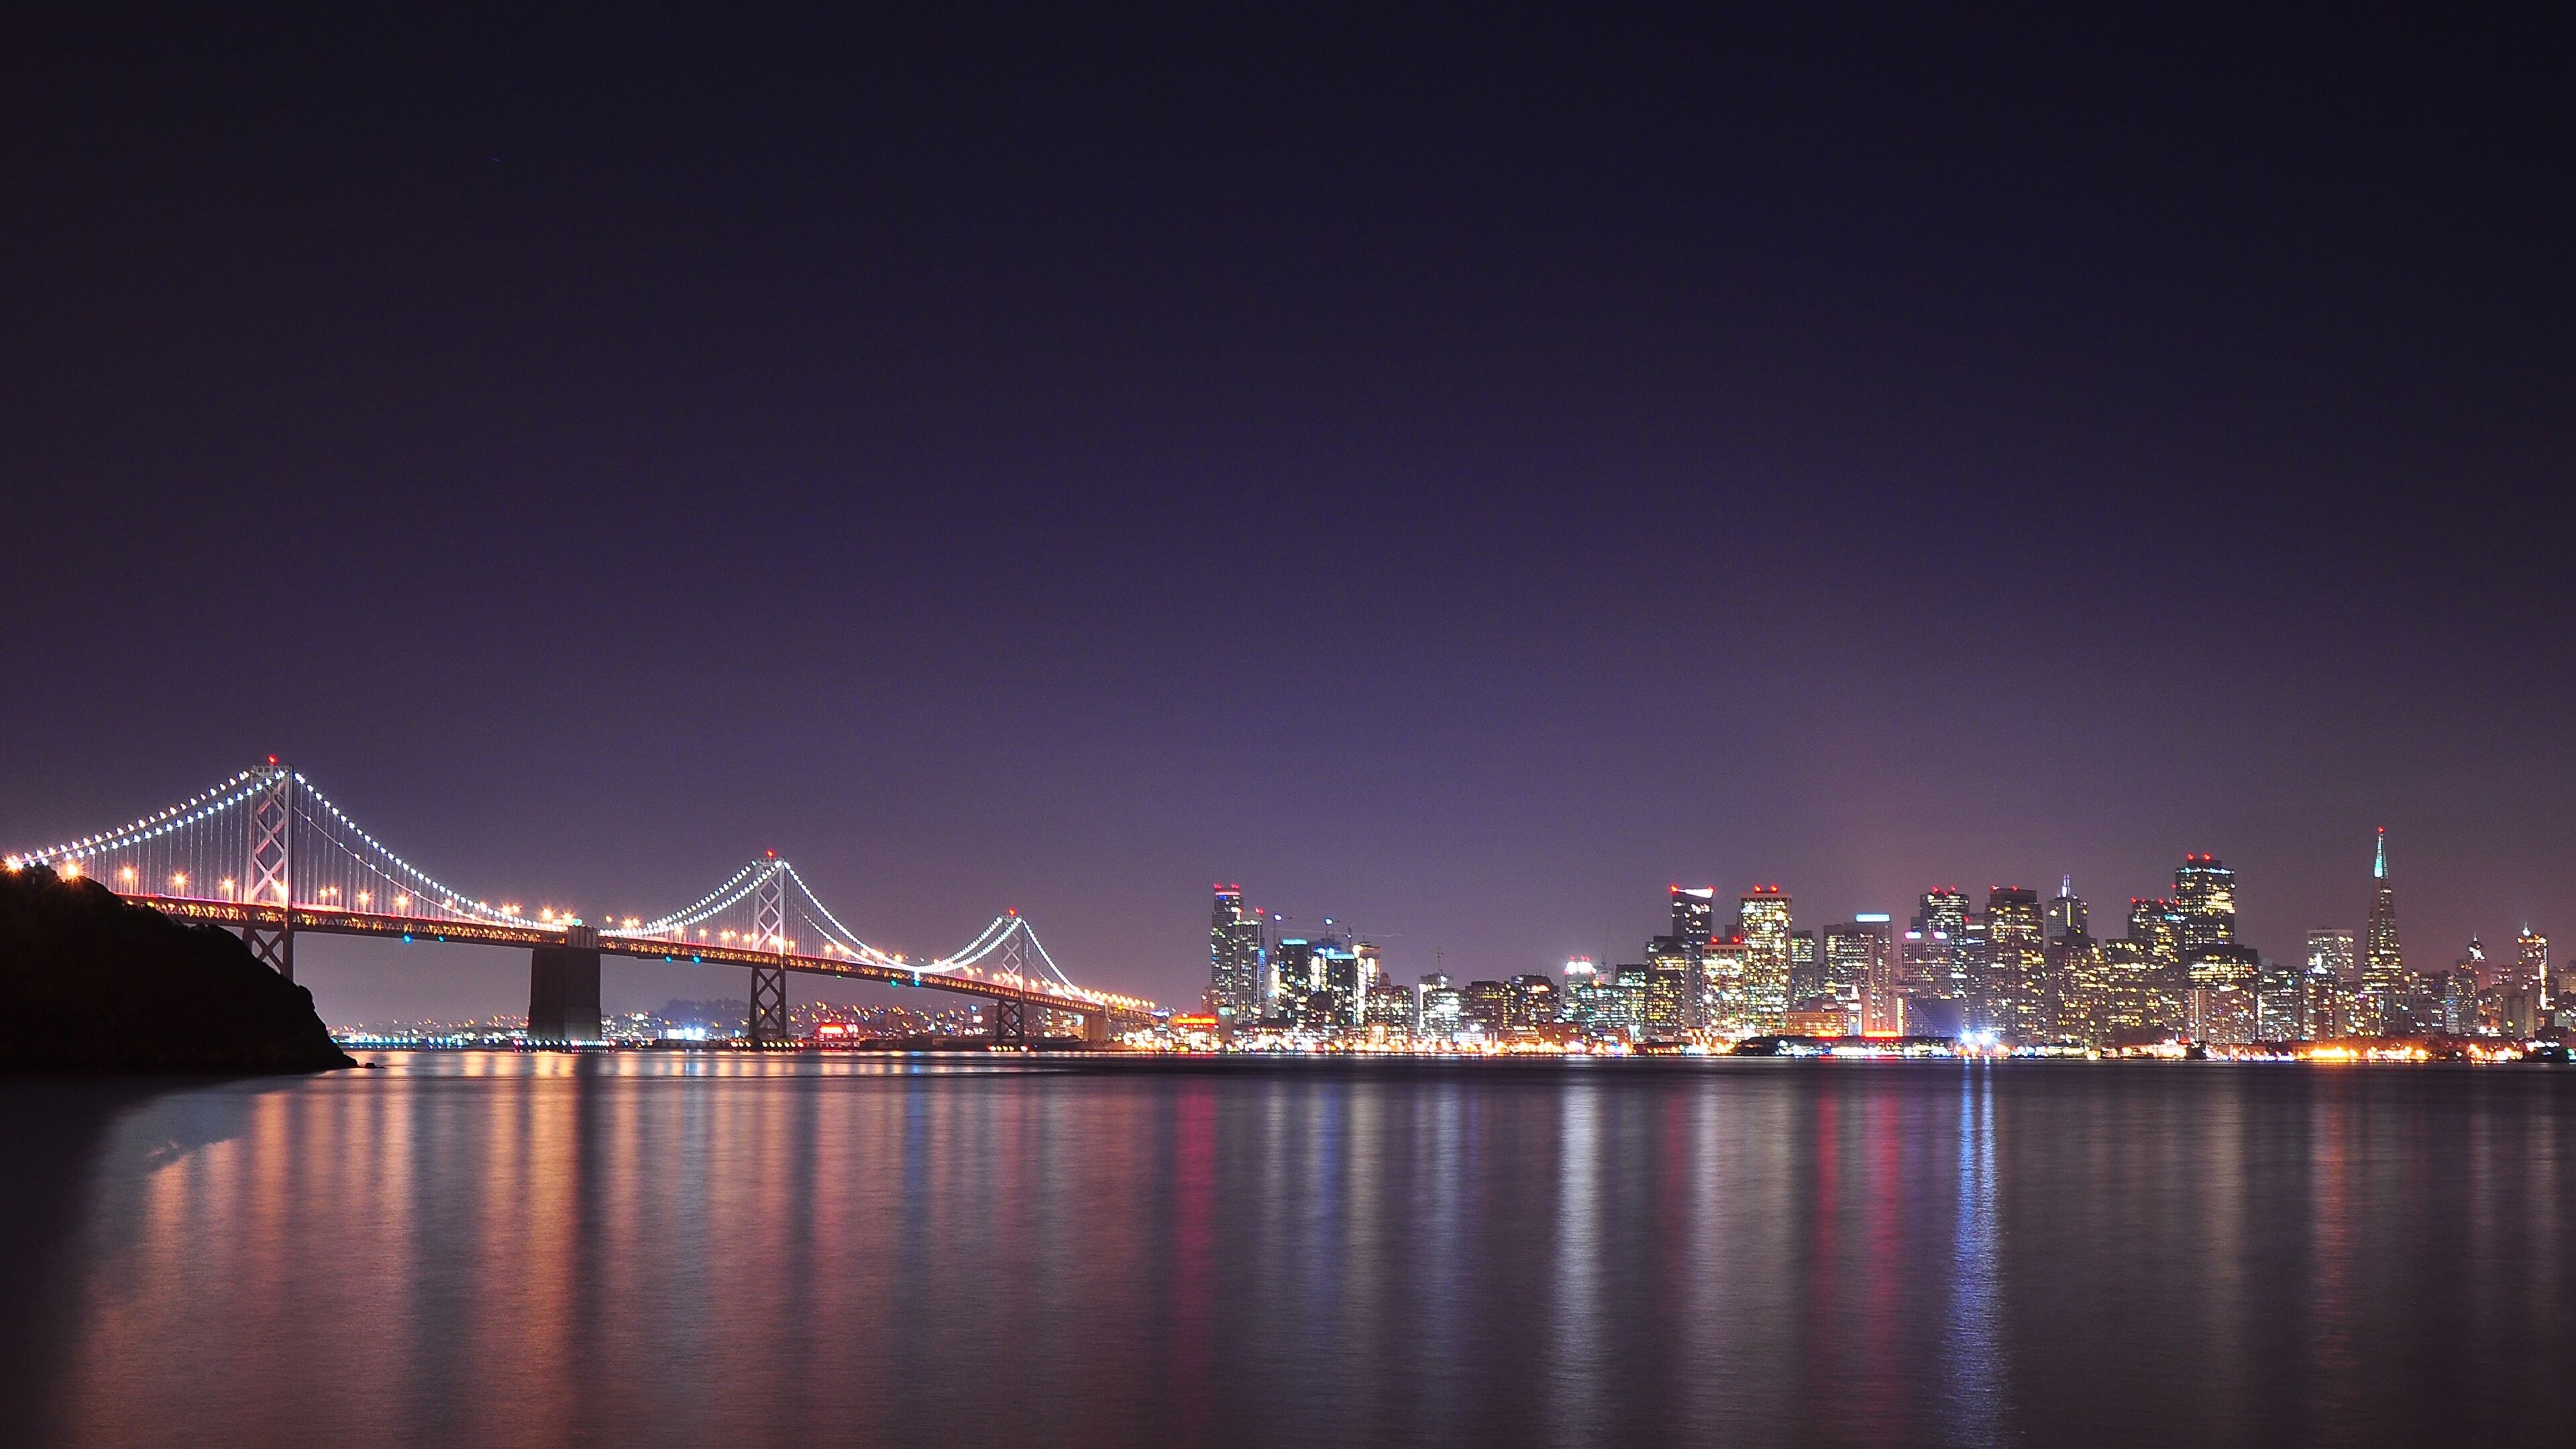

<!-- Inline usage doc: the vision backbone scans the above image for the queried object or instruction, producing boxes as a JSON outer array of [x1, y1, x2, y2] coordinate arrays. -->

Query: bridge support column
[[748, 963, 790, 1044], [1084, 1009, 1109, 1047], [989, 994, 1027, 1050], [529, 927, 602, 1044]]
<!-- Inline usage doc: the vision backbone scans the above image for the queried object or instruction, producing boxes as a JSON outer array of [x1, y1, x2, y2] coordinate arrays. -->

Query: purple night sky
[[3, 9, 2569, 1018]]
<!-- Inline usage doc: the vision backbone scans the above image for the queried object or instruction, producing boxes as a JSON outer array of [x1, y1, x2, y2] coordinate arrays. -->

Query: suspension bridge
[[5, 761, 1162, 1046]]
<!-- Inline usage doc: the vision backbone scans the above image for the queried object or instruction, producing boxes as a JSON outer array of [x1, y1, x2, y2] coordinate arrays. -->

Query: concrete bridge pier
[[1084, 1010, 1109, 1047], [529, 925, 602, 1043]]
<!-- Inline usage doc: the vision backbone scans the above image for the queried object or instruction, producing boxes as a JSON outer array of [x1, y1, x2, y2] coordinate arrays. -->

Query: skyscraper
[[1739, 886, 1794, 1034], [1823, 916, 1895, 1035], [1982, 887, 2047, 1040], [1789, 929, 1821, 1004], [1670, 885, 1715, 943], [2307, 928, 2357, 982], [2361, 829, 2406, 1031], [2174, 855, 2237, 950], [1904, 888, 1970, 1000], [2515, 926, 2550, 1007], [2304, 928, 2358, 1039], [1209, 885, 1266, 1024], [1656, 885, 1715, 1031], [2045, 875, 2089, 944]]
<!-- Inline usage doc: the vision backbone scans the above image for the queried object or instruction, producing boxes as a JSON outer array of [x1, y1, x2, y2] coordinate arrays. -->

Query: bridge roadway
[[131, 894, 1128, 1044]]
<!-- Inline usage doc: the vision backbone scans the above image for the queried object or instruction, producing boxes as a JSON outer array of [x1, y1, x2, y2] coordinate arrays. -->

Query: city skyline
[[5, 11, 2571, 1019], [1208, 828, 2564, 1049]]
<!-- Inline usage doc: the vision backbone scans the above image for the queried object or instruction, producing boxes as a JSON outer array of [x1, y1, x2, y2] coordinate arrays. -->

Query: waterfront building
[[1208, 885, 1267, 1026], [1982, 887, 2047, 1040], [2174, 855, 2237, 950], [1462, 980, 1511, 1037], [2361, 829, 2406, 1032]]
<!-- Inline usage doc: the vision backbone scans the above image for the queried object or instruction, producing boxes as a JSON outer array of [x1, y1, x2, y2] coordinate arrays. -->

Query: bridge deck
[[128, 895, 1109, 1017]]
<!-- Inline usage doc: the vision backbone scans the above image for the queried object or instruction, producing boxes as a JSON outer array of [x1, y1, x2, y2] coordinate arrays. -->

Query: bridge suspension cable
[[6, 761, 1138, 1011]]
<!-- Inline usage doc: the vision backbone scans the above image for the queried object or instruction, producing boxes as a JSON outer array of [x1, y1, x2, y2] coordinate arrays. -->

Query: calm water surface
[[4, 1053, 2575, 1447]]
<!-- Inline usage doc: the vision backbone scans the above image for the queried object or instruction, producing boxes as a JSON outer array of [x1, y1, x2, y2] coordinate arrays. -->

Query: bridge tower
[[242, 762, 294, 980], [747, 857, 790, 1043], [989, 920, 1029, 1049]]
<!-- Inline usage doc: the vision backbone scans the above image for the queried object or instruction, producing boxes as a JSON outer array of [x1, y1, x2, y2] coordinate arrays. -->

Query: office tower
[[1907, 889, 1970, 1000], [1314, 938, 1364, 1027], [1670, 885, 1715, 943], [1789, 929, 1821, 1004], [2089, 938, 2152, 1038], [1700, 934, 1752, 1035], [1507, 973, 1561, 1030], [1596, 967, 1651, 1040], [1898, 926, 1948, 1004], [2515, 926, 2551, 1006], [2304, 930, 2358, 1038], [1641, 962, 1693, 1040], [2307, 928, 2357, 983], [2361, 829, 2406, 1031], [1364, 978, 1414, 1033], [2300, 959, 2351, 1040], [1209, 885, 1266, 1024], [1983, 887, 2047, 1040], [1271, 938, 1317, 1024], [2255, 958, 2304, 1040], [2438, 959, 2479, 1036], [1824, 916, 1896, 1036], [2174, 855, 2237, 949], [2043, 877, 2095, 1040], [1416, 973, 1464, 1038], [1645, 932, 1702, 1035], [2056, 935, 2112, 1044], [2128, 898, 2188, 1031], [1462, 980, 1512, 1036], [2046, 875, 2089, 944], [2186, 944, 2261, 1043], [1736, 887, 1794, 1034]]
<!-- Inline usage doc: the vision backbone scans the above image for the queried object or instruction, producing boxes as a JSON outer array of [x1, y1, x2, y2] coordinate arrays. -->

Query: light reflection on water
[[5, 1055, 2575, 1447]]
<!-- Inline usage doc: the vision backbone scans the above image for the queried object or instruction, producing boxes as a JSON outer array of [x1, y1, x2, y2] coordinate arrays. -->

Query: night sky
[[4, 9, 2569, 1018]]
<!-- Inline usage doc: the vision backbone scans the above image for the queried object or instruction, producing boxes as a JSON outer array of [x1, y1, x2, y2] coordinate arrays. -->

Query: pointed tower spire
[[2373, 827, 2388, 880]]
